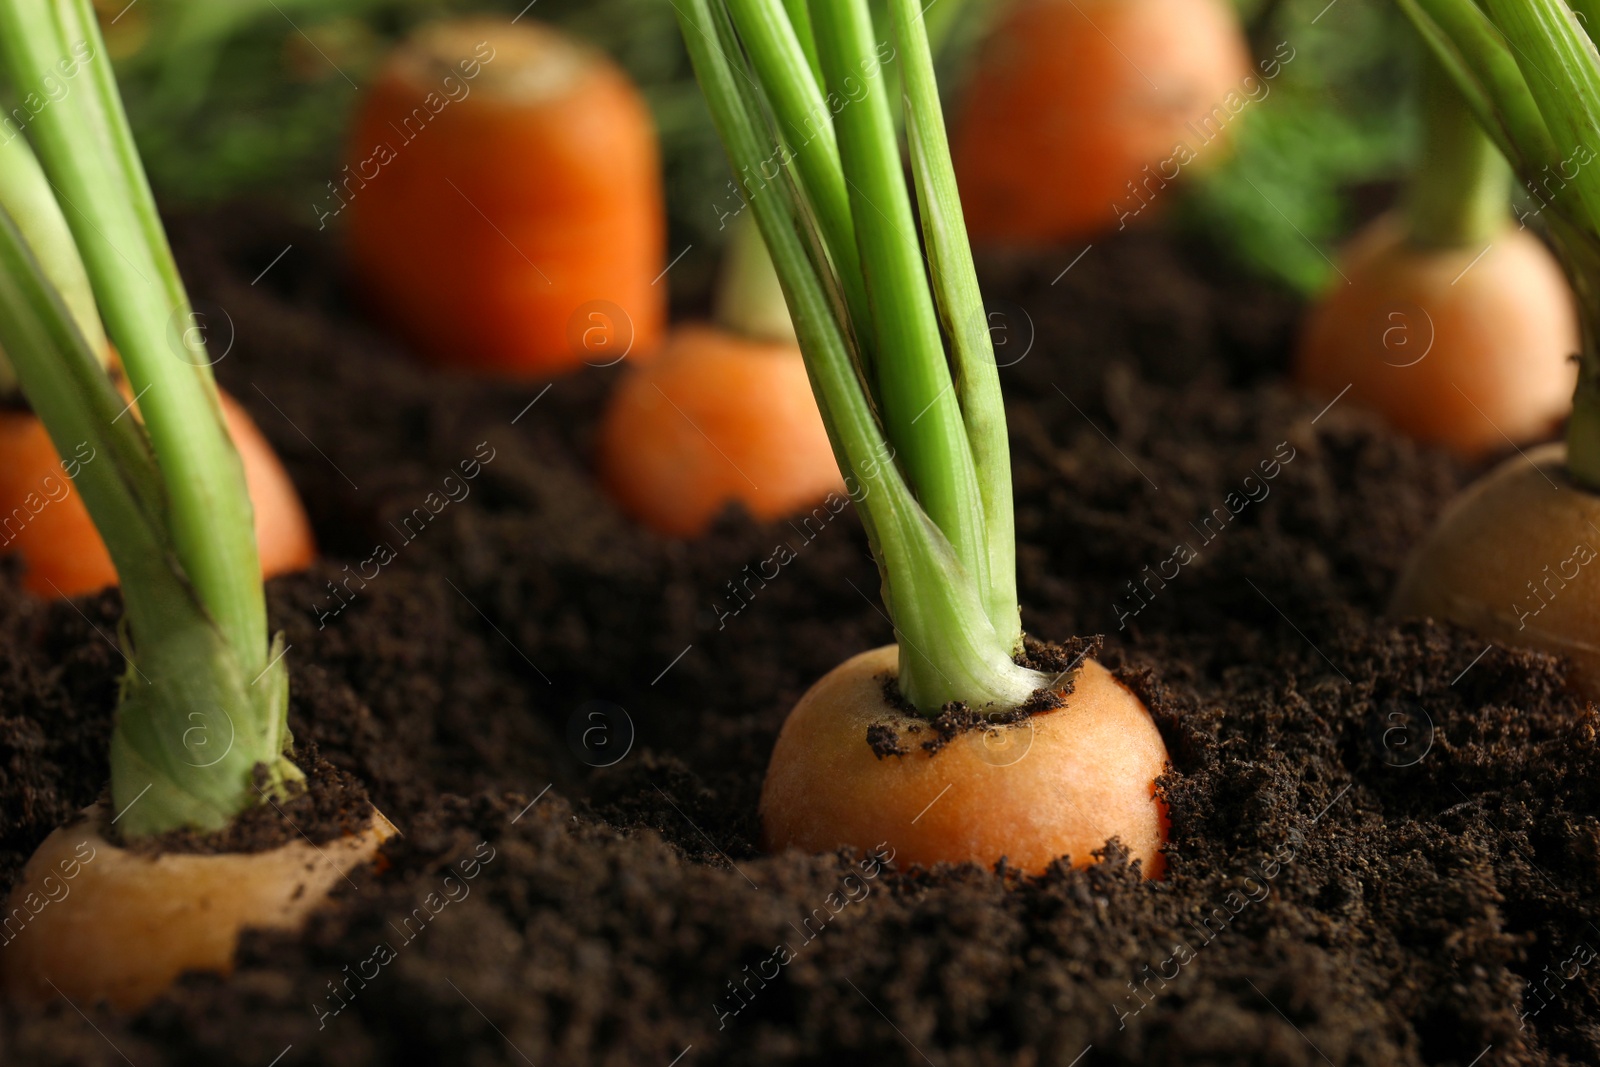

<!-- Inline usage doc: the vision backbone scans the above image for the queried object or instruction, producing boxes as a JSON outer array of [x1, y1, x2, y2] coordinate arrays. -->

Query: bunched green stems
[[673, 0, 1044, 711], [0, 0, 296, 836], [1400, 0, 1600, 485]]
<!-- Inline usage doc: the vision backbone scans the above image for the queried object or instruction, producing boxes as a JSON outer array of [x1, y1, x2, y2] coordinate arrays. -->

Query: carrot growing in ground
[[952, 0, 1253, 245], [596, 211, 843, 537], [343, 18, 664, 378], [0, 0, 391, 1011], [597, 329, 839, 537], [1392, 0, 1600, 693], [676, 0, 1168, 874], [1295, 52, 1577, 457], [0, 132, 314, 597]]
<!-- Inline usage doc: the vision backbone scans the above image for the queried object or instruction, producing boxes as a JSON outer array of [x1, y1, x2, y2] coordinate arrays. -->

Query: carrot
[[0, 0, 387, 1010], [952, 0, 1252, 244], [597, 211, 843, 536], [343, 18, 664, 377], [679, 0, 1168, 874], [762, 647, 1168, 874], [598, 322, 842, 537], [0, 389, 315, 598], [1389, 0, 1600, 692], [0, 804, 396, 1011], [0, 406, 113, 598], [1294, 55, 1577, 456], [1393, 444, 1600, 689]]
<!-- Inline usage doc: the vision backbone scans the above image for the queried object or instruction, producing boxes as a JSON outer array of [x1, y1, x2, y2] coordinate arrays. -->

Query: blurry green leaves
[[104, 0, 412, 204], [1182, 0, 1415, 291]]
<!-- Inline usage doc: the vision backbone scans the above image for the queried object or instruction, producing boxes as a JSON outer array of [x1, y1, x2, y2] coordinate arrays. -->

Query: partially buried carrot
[[597, 215, 842, 537], [343, 18, 664, 377], [952, 0, 1254, 244], [1295, 54, 1577, 456], [681, 0, 1168, 875], [762, 647, 1168, 874], [1387, 0, 1600, 697], [0, 0, 389, 1011], [1, 803, 397, 1012]]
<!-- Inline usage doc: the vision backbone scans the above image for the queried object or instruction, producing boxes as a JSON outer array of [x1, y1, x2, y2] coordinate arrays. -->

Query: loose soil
[[0, 208, 1595, 1067]]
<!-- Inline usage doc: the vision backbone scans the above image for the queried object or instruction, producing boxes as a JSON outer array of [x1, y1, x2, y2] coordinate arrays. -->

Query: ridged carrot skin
[[0, 391, 314, 598], [953, 0, 1252, 244], [598, 324, 843, 537], [344, 19, 665, 377], [1296, 215, 1577, 457]]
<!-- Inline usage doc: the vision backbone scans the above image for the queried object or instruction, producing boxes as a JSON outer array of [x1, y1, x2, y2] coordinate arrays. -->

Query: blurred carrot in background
[[1295, 55, 1576, 456], [0, 390, 314, 598], [598, 215, 841, 537], [953, 0, 1253, 245], [343, 18, 664, 377]]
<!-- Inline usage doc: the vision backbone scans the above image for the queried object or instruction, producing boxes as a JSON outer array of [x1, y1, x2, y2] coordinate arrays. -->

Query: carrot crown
[[676, 0, 1049, 712], [0, 0, 296, 837], [1401, 0, 1600, 484]]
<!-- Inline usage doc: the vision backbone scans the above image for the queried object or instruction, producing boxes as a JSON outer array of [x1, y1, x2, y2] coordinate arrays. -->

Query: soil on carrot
[[0, 207, 1596, 1067], [122, 748, 373, 856]]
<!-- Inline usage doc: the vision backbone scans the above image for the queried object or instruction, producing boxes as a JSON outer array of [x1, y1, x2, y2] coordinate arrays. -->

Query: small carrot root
[[0, 804, 397, 1012], [597, 324, 843, 537], [953, 0, 1251, 244], [760, 645, 1169, 876]]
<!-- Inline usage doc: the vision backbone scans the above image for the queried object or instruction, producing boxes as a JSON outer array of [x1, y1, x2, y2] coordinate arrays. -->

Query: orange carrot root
[[761, 645, 1169, 876], [0, 390, 314, 598], [1296, 215, 1577, 456], [344, 18, 664, 377], [1393, 443, 1600, 694], [0, 804, 396, 1012], [597, 324, 843, 537], [954, 0, 1251, 244]]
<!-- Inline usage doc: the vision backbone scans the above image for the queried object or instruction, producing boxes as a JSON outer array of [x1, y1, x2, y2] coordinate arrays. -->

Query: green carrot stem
[[1477, 0, 1600, 486], [726, 0, 875, 374], [890, 0, 1019, 649], [809, 0, 994, 617], [0, 0, 266, 670], [1398, 0, 1559, 172], [715, 211, 798, 343], [1549, 212, 1600, 488], [0, 202, 299, 838], [1401, 0, 1600, 488], [781, 0, 823, 88], [0, 132, 107, 392], [1479, 0, 1600, 234], [675, 0, 1045, 710], [0, 0, 295, 836], [1404, 52, 1514, 247]]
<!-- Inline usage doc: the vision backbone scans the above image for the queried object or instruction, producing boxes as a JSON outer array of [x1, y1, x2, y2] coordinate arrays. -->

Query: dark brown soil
[[125, 748, 373, 856], [0, 209, 1595, 1067]]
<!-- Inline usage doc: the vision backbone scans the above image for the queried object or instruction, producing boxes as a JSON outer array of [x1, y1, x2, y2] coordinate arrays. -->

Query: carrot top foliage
[[674, 0, 1049, 712]]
